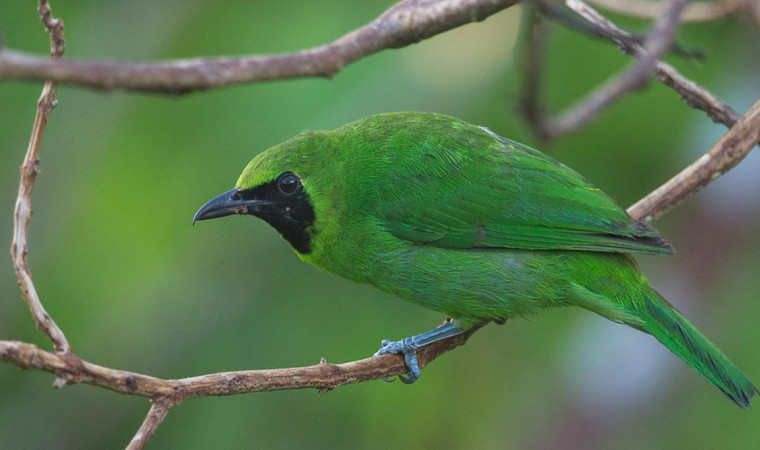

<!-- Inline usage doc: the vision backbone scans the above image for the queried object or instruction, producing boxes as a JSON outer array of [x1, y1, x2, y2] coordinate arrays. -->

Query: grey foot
[[374, 338, 421, 384]]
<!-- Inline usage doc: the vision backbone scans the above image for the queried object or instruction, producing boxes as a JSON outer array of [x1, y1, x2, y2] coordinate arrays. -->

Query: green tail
[[639, 289, 758, 407]]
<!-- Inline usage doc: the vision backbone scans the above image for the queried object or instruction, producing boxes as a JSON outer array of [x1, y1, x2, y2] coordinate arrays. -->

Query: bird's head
[[193, 111, 482, 256], [193, 130, 327, 254]]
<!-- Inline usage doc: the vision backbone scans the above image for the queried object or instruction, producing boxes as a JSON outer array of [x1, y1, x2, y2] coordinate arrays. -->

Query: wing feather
[[376, 122, 672, 255]]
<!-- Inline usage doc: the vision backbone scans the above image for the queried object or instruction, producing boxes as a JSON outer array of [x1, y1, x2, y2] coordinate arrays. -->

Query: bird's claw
[[374, 337, 421, 383]]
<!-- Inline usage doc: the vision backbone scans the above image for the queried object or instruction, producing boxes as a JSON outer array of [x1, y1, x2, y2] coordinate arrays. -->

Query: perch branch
[[1, 323, 482, 399], [0, 0, 519, 95]]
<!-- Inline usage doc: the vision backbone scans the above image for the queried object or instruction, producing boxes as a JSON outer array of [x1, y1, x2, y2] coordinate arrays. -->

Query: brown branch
[[0, 0, 519, 95], [628, 98, 760, 221], [10, 0, 70, 354], [5, 320, 481, 448]]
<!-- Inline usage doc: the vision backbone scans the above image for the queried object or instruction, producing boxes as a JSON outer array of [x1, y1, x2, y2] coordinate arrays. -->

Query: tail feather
[[640, 290, 758, 407]]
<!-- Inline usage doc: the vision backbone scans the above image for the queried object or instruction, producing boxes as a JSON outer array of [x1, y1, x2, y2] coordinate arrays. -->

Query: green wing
[[376, 130, 673, 255]]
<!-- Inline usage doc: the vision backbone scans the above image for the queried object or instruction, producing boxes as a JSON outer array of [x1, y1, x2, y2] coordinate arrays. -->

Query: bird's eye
[[277, 172, 301, 195]]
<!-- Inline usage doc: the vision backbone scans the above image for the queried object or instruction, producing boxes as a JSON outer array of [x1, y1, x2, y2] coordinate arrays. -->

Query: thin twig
[[568, 0, 742, 127], [628, 98, 760, 221], [542, 3, 704, 59], [541, 0, 687, 138], [0, 0, 519, 95], [10, 0, 70, 354], [127, 400, 174, 450], [653, 63, 741, 126]]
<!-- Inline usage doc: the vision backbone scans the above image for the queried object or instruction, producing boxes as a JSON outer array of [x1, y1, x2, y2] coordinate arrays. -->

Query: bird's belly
[[364, 247, 571, 325]]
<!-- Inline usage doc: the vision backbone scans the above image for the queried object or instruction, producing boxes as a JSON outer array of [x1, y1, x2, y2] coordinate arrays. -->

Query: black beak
[[193, 188, 270, 225]]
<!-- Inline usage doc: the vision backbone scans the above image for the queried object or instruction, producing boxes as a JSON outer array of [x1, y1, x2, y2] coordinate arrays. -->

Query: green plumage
[[204, 112, 757, 406]]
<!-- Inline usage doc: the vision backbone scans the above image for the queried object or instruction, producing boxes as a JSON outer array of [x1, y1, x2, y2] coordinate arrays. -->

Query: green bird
[[194, 112, 757, 407]]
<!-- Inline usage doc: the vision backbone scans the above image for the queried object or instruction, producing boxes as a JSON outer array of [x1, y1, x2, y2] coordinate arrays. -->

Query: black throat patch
[[237, 179, 315, 254]]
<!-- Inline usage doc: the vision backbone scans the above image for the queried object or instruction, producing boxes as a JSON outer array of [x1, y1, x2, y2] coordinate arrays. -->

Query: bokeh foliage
[[1, 1, 759, 448]]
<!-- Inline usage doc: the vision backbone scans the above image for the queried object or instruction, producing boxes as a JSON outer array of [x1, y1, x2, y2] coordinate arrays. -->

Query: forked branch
[[522, 0, 741, 140]]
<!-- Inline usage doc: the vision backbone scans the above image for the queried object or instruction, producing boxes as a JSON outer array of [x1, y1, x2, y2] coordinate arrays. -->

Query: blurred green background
[[1, 1, 759, 448]]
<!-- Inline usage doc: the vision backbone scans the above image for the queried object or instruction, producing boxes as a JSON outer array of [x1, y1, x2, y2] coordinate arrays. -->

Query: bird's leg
[[374, 322, 465, 384]]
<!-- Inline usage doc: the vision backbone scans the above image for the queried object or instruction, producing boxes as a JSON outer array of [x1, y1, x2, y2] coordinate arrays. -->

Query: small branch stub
[[127, 400, 173, 450]]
